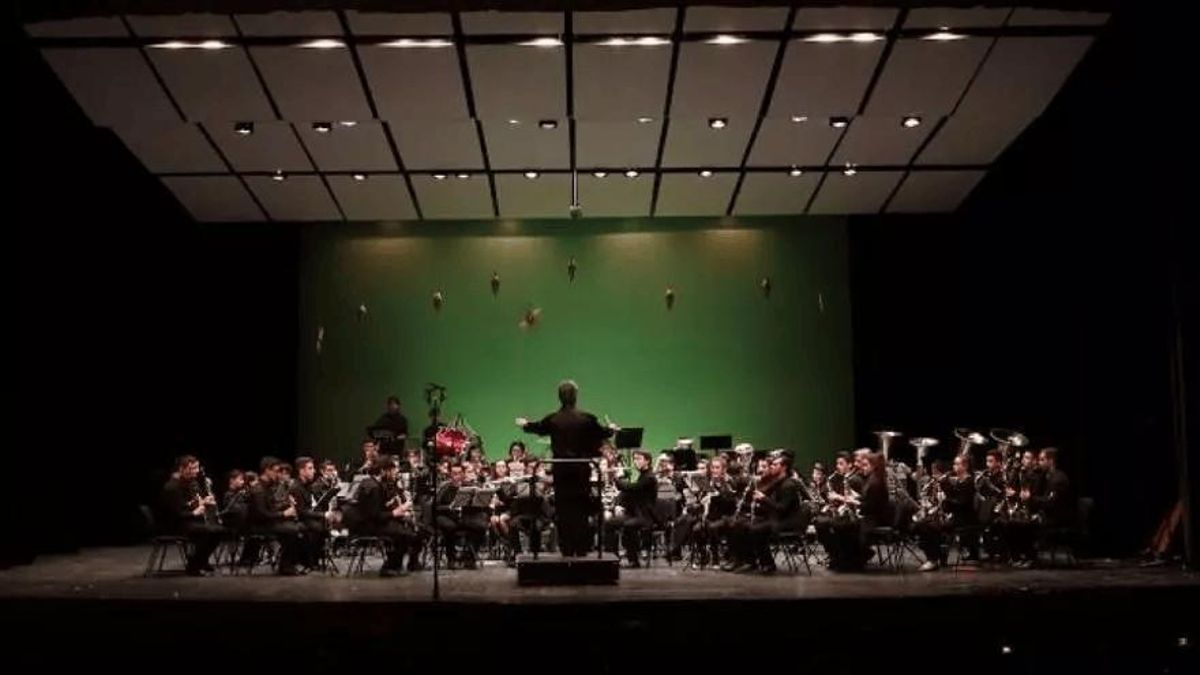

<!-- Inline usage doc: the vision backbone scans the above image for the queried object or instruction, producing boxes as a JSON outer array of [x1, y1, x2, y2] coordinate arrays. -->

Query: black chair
[[232, 533, 280, 575], [642, 499, 679, 566], [344, 535, 391, 576], [770, 529, 813, 575], [1038, 497, 1094, 566], [139, 505, 190, 577]]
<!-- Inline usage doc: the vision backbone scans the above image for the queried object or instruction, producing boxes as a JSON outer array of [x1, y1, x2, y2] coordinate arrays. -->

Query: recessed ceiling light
[[298, 39, 346, 49], [636, 116, 655, 124], [849, 32, 884, 43], [338, 120, 357, 127], [597, 36, 671, 47], [456, 173, 470, 179], [829, 116, 850, 129], [593, 171, 608, 178], [790, 115, 809, 123], [789, 167, 803, 177], [901, 115, 922, 129], [524, 171, 540, 179], [518, 37, 563, 48], [272, 170, 286, 182], [234, 122, 254, 136], [624, 169, 639, 178], [433, 173, 447, 180], [706, 35, 749, 45], [538, 119, 558, 130], [708, 117, 728, 130], [922, 31, 967, 42], [508, 119, 521, 126], [379, 38, 454, 48], [352, 173, 367, 181], [804, 33, 844, 44], [151, 40, 232, 50], [843, 164, 858, 176], [312, 122, 333, 134], [699, 170, 713, 178]]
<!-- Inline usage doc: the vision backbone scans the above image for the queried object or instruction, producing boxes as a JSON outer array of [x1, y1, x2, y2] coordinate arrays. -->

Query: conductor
[[516, 380, 616, 557]]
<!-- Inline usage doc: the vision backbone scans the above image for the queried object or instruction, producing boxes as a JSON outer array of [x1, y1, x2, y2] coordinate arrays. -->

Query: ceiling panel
[[249, 46, 373, 121], [769, 40, 884, 117], [111, 122, 226, 173], [918, 36, 1093, 165], [733, 171, 820, 216], [391, 120, 483, 170], [671, 41, 777, 119], [468, 45, 565, 120], [461, 12, 563, 35], [412, 175, 493, 219], [886, 170, 985, 213], [24, 17, 129, 37], [747, 117, 843, 167], [865, 37, 991, 116], [328, 174, 418, 221], [40, 48, 181, 127], [808, 171, 903, 214], [574, 9, 676, 35], [358, 45, 469, 120], [295, 120, 397, 172], [161, 176, 263, 222], [684, 6, 790, 32], [234, 11, 341, 36], [792, 7, 899, 31], [662, 118, 754, 168], [345, 11, 452, 35], [245, 174, 341, 221], [126, 13, 238, 37], [1007, 9, 1110, 26], [832, 116, 932, 165], [576, 120, 662, 169], [578, 174, 653, 217], [149, 47, 275, 122], [656, 172, 738, 216], [205, 120, 312, 172], [496, 173, 572, 218], [484, 121, 570, 170], [574, 44, 671, 121], [904, 7, 1011, 29]]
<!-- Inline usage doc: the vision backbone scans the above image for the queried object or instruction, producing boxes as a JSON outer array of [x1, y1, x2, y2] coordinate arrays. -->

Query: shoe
[[918, 561, 939, 572], [758, 564, 777, 575], [278, 567, 302, 576], [201, 563, 216, 573], [380, 568, 399, 578]]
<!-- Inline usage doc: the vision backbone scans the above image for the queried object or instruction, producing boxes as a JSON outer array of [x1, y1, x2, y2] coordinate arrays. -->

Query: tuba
[[909, 436, 939, 470], [954, 428, 988, 457], [874, 430, 902, 460], [989, 428, 1029, 475]]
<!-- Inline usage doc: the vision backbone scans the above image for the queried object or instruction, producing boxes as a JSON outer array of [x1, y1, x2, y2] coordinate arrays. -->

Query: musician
[[1029, 448, 1073, 526], [730, 452, 805, 574], [693, 457, 739, 567], [222, 469, 249, 533], [819, 452, 890, 571], [502, 460, 546, 563], [244, 471, 259, 488], [160, 455, 223, 575], [351, 456, 416, 576], [368, 396, 409, 453], [314, 460, 340, 495], [435, 463, 487, 569], [516, 380, 615, 557], [508, 441, 528, 463], [602, 450, 657, 567], [657, 456, 692, 561], [917, 455, 979, 571], [354, 439, 380, 476], [244, 457, 304, 575], [291, 456, 333, 569]]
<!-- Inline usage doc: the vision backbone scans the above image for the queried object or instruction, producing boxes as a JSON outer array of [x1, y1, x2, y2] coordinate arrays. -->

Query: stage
[[2, 546, 1196, 671]]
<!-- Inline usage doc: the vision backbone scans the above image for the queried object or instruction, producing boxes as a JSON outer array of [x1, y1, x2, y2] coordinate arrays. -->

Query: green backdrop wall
[[297, 216, 855, 467]]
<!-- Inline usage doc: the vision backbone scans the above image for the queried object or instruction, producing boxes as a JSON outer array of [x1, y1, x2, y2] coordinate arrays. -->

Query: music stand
[[700, 435, 732, 453], [614, 427, 643, 450]]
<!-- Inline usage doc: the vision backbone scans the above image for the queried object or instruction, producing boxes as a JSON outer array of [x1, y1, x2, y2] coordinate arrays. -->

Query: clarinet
[[197, 472, 221, 526]]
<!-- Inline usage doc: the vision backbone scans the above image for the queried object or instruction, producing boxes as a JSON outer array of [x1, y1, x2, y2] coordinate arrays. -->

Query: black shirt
[[522, 407, 613, 489], [160, 477, 199, 531], [370, 411, 409, 439], [615, 471, 658, 522]]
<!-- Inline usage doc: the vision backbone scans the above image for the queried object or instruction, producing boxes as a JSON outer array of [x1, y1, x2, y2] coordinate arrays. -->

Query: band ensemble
[[160, 392, 1075, 577]]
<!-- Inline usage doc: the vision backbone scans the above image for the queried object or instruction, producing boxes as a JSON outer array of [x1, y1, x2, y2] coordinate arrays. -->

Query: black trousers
[[507, 513, 543, 556], [375, 520, 416, 570], [436, 513, 487, 561], [915, 520, 980, 564], [298, 517, 328, 568], [816, 516, 869, 571], [241, 521, 303, 572], [603, 515, 651, 563], [554, 475, 595, 557], [670, 513, 698, 554], [180, 521, 223, 571]]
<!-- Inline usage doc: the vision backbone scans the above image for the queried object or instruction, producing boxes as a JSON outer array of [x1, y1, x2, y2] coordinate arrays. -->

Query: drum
[[434, 427, 470, 458]]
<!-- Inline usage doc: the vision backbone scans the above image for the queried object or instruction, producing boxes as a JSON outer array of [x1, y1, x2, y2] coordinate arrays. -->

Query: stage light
[[706, 35, 749, 45], [849, 32, 884, 43], [379, 38, 453, 48], [843, 164, 858, 176], [637, 116, 655, 124], [298, 39, 346, 49], [805, 33, 843, 44], [1001, 645, 1013, 655], [234, 122, 254, 136], [456, 173, 471, 179], [593, 171, 608, 178], [151, 40, 232, 50], [708, 117, 728, 130], [829, 116, 850, 129], [597, 36, 670, 47], [922, 31, 967, 41], [1179, 637, 1190, 648], [433, 173, 447, 180], [272, 170, 286, 182], [624, 169, 639, 178], [539, 119, 558, 130], [902, 115, 922, 129], [699, 170, 713, 178], [508, 119, 521, 126], [790, 115, 808, 123], [524, 171, 540, 179], [313, 122, 333, 134], [352, 173, 367, 181], [519, 37, 563, 48], [339, 121, 357, 127], [789, 167, 803, 177]]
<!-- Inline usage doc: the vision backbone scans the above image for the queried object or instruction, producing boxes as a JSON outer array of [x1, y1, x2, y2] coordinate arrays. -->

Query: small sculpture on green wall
[[760, 276, 771, 298], [491, 271, 501, 297], [357, 303, 368, 321], [567, 257, 577, 282], [433, 290, 444, 311], [665, 286, 676, 310], [315, 325, 324, 355], [519, 306, 542, 329]]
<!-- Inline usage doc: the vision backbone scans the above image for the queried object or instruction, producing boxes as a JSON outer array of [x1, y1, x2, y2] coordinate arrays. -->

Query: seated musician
[[1017, 447, 1074, 568], [314, 460, 340, 494], [603, 451, 657, 568], [354, 438, 380, 476], [159, 455, 223, 576], [730, 451, 806, 574], [664, 456, 700, 561], [694, 456, 739, 567], [243, 457, 304, 575], [488, 460, 512, 550], [502, 460, 546, 563], [507, 440, 528, 464], [435, 463, 487, 569], [290, 456, 335, 570], [221, 469, 249, 533], [348, 456, 416, 576], [818, 452, 890, 571], [916, 454, 979, 571], [976, 450, 1008, 556]]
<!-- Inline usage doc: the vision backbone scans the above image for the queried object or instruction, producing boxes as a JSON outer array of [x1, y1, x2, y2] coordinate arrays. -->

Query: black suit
[[244, 481, 303, 573], [289, 479, 328, 568], [522, 407, 613, 556], [733, 476, 805, 569], [160, 477, 223, 573], [603, 472, 657, 564], [353, 475, 416, 571], [434, 482, 487, 566]]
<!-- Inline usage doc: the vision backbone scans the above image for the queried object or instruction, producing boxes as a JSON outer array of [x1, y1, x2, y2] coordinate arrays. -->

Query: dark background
[[8, 3, 1193, 564]]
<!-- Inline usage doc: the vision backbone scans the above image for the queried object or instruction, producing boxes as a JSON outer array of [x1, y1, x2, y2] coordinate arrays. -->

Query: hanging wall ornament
[[760, 276, 772, 298], [518, 305, 543, 329], [315, 325, 325, 355], [432, 290, 444, 312], [665, 286, 676, 310], [567, 257, 577, 282], [357, 303, 368, 321], [491, 271, 501, 297]]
